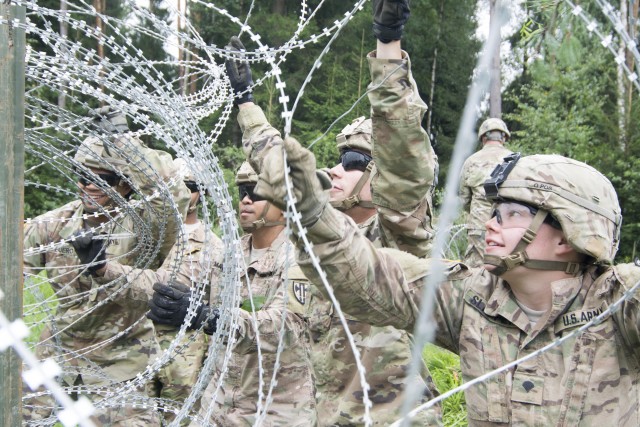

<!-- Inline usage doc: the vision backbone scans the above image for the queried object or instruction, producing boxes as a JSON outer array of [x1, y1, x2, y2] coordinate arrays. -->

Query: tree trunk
[[178, 0, 185, 95], [426, 0, 445, 135], [272, 0, 285, 15], [489, 0, 502, 118], [58, 0, 68, 110], [94, 0, 105, 101], [617, 0, 628, 151], [625, 0, 638, 154]]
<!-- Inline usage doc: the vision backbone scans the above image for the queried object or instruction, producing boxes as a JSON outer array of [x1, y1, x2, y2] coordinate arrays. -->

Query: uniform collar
[[242, 229, 291, 275]]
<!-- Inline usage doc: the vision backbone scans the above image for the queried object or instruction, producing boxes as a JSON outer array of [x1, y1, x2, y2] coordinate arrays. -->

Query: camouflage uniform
[[241, 50, 440, 425], [459, 144, 512, 267], [296, 154, 640, 426], [98, 220, 222, 421], [193, 230, 316, 427], [23, 137, 189, 425]]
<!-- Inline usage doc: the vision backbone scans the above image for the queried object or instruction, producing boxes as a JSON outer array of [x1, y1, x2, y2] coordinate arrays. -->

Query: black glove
[[89, 106, 129, 134], [225, 36, 255, 106], [147, 282, 219, 334], [69, 231, 107, 276], [372, 0, 410, 43]]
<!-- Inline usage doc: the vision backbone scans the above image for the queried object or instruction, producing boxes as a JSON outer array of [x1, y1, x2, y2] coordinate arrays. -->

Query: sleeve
[[23, 221, 46, 274], [294, 206, 468, 350], [367, 51, 437, 258], [238, 104, 285, 175], [295, 206, 422, 331], [231, 266, 309, 355], [95, 231, 214, 300], [110, 135, 190, 264], [611, 263, 640, 359], [459, 158, 473, 211]]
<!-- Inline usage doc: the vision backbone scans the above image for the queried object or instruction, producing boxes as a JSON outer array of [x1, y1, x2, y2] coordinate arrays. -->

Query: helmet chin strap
[[483, 210, 583, 276], [330, 162, 376, 211], [241, 202, 286, 233]]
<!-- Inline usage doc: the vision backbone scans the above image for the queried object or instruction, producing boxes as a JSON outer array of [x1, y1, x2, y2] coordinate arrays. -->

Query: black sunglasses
[[340, 150, 372, 172], [184, 181, 199, 193], [238, 183, 265, 202], [78, 173, 120, 187]]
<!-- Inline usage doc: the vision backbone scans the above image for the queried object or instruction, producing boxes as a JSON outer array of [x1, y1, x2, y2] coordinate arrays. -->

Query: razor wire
[[1, 0, 640, 426]]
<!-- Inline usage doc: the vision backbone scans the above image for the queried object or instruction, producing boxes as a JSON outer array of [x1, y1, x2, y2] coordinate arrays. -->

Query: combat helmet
[[482, 153, 622, 275], [73, 136, 127, 173], [235, 161, 285, 232], [331, 116, 375, 211], [174, 157, 201, 214], [478, 118, 510, 143], [235, 160, 259, 185]]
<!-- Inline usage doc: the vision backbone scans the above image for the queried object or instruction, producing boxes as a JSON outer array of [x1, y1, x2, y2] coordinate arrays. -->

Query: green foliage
[[23, 272, 57, 346], [423, 344, 467, 427]]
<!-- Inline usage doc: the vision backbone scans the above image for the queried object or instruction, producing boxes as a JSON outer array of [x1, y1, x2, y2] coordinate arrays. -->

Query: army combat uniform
[[98, 220, 222, 421], [295, 155, 640, 426], [23, 136, 189, 425], [459, 144, 512, 267], [192, 230, 316, 427], [241, 50, 440, 425]]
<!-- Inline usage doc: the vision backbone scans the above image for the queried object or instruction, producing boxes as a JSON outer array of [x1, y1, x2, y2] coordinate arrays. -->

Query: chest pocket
[[464, 323, 510, 423]]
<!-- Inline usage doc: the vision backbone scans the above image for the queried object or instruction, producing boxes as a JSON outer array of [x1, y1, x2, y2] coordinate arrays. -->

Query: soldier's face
[[484, 202, 567, 274], [77, 167, 121, 211], [238, 192, 283, 230], [328, 163, 372, 204]]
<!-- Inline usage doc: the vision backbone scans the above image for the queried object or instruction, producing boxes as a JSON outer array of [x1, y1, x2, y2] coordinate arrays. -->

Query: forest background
[[21, 1, 640, 424]]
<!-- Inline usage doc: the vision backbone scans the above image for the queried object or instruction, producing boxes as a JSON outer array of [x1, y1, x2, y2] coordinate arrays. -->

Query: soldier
[[238, 0, 440, 422], [79, 157, 223, 423], [459, 118, 513, 267], [148, 161, 317, 426], [254, 137, 640, 426], [23, 109, 190, 425]]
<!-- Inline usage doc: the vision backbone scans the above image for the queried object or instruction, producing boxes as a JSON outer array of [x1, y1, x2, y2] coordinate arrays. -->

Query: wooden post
[[0, 2, 26, 424]]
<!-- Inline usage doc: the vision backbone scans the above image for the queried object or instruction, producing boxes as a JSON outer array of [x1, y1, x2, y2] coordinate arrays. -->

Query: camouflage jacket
[[97, 220, 222, 399], [239, 52, 439, 425], [299, 206, 640, 427], [23, 142, 189, 384], [99, 220, 221, 297], [459, 144, 513, 234], [197, 230, 316, 427]]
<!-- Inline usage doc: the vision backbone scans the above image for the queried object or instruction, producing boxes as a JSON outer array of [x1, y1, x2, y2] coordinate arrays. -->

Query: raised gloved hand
[[372, 0, 410, 43], [253, 137, 331, 228], [89, 106, 129, 134], [225, 36, 255, 106], [69, 231, 107, 276], [147, 282, 219, 335]]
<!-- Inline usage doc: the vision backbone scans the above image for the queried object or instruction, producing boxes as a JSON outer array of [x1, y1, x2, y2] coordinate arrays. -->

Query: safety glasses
[[491, 201, 561, 230], [339, 150, 372, 172], [78, 173, 120, 187], [184, 181, 199, 193], [491, 202, 536, 229], [238, 183, 265, 202]]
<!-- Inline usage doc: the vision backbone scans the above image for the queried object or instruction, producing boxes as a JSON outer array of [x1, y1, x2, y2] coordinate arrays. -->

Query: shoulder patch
[[286, 265, 309, 313]]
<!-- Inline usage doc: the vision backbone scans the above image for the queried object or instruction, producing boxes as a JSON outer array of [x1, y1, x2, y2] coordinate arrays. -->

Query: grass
[[23, 271, 57, 345], [423, 343, 468, 427]]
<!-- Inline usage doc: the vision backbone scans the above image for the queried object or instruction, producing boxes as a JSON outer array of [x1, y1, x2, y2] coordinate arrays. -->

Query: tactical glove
[[372, 0, 410, 43], [253, 137, 331, 228], [89, 106, 129, 134], [225, 36, 255, 106], [69, 231, 107, 276], [148, 282, 219, 335]]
